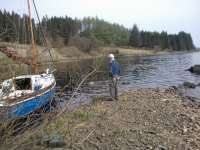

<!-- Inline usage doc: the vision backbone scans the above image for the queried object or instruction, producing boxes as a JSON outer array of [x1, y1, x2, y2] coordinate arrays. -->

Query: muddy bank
[[3, 88, 200, 150]]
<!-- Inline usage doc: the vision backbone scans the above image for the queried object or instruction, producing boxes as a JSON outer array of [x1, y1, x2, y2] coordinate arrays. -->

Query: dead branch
[[57, 69, 97, 116], [76, 129, 95, 145]]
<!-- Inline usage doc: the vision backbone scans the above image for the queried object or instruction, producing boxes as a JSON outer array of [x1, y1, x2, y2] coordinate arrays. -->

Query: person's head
[[108, 53, 115, 62]]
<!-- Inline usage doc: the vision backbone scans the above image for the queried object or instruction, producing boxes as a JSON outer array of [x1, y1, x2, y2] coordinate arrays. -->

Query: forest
[[0, 10, 195, 52]]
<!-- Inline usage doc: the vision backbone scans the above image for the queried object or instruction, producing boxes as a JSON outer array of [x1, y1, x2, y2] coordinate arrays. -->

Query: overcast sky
[[1, 0, 200, 47]]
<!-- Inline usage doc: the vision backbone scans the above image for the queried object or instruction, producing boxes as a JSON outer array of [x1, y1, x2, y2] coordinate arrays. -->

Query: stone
[[88, 81, 95, 86], [128, 139, 135, 143], [48, 132, 66, 148], [196, 83, 200, 86], [188, 65, 200, 75], [155, 145, 167, 150], [183, 82, 196, 88], [121, 81, 130, 85], [39, 135, 50, 145], [145, 145, 153, 150], [183, 126, 188, 133]]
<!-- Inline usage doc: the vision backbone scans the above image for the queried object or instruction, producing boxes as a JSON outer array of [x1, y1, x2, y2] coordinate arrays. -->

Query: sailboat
[[0, 0, 56, 121]]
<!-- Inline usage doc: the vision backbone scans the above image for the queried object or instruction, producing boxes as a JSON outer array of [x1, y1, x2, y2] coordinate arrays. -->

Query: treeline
[[0, 10, 195, 51], [129, 24, 195, 50], [0, 10, 80, 46], [0, 10, 31, 43]]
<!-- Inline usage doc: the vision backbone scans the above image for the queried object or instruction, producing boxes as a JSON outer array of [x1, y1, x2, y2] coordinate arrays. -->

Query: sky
[[1, 0, 200, 47]]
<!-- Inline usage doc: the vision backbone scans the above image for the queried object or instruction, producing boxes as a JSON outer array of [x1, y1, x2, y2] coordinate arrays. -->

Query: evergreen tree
[[160, 31, 169, 49], [129, 24, 141, 47]]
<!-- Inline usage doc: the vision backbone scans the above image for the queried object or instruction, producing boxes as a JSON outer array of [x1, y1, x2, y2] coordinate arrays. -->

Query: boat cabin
[[0, 73, 55, 106]]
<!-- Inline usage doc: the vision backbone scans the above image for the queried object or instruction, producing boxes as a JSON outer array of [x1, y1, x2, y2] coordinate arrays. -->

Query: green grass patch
[[43, 108, 95, 137], [112, 127, 129, 137], [70, 109, 94, 122], [0, 56, 15, 65]]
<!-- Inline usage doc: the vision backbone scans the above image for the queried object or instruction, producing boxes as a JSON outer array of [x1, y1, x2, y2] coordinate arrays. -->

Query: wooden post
[[27, 0, 38, 74]]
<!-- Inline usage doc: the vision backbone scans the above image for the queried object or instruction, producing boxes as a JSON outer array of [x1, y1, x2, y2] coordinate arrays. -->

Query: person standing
[[108, 54, 121, 100]]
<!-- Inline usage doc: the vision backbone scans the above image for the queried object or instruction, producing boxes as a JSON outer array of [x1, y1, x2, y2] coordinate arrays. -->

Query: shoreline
[[3, 87, 200, 150], [0, 44, 197, 65]]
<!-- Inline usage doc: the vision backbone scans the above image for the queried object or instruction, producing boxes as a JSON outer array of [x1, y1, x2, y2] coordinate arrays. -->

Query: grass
[[70, 110, 94, 121], [112, 127, 129, 137], [102, 46, 171, 56], [43, 108, 95, 137], [0, 54, 15, 65]]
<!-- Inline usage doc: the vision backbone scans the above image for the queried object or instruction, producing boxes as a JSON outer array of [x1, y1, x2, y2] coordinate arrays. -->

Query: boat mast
[[27, 0, 38, 74]]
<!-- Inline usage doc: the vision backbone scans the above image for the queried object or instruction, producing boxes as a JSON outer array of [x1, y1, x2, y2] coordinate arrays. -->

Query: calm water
[[120, 51, 200, 89], [55, 51, 200, 106]]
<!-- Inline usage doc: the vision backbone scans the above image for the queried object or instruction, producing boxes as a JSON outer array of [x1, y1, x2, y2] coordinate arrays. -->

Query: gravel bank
[[2, 88, 200, 150]]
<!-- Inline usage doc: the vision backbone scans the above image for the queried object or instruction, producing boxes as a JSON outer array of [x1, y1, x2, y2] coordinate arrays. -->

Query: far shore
[[0, 44, 197, 65], [33, 48, 198, 65]]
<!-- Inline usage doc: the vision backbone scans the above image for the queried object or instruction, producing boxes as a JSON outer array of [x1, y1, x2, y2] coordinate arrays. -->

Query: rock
[[196, 83, 200, 86], [121, 81, 130, 85], [88, 81, 95, 86], [178, 142, 191, 150], [161, 99, 168, 102], [128, 139, 135, 143], [39, 133, 65, 148], [170, 86, 178, 90], [145, 145, 153, 150], [183, 126, 188, 133], [48, 132, 65, 148], [183, 82, 196, 88], [164, 86, 178, 93], [155, 145, 167, 150], [39, 135, 49, 145], [188, 65, 200, 75]]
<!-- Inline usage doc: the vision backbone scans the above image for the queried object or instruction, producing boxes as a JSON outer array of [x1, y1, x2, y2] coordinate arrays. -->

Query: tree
[[129, 24, 141, 47], [159, 31, 169, 50]]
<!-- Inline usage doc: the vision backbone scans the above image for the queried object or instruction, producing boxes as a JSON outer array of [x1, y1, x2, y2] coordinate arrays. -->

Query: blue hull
[[10, 87, 55, 118]]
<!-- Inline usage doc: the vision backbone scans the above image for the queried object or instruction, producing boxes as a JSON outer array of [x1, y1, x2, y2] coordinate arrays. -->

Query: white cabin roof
[[15, 74, 44, 79]]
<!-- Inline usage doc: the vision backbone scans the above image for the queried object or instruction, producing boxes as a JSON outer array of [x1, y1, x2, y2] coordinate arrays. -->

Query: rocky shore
[[4, 88, 200, 150]]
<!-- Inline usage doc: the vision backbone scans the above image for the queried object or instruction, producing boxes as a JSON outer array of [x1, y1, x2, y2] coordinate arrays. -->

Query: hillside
[[0, 10, 195, 52]]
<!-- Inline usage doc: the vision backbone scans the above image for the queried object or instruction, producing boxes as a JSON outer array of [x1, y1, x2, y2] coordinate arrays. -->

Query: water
[[55, 51, 200, 105], [120, 51, 200, 89]]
